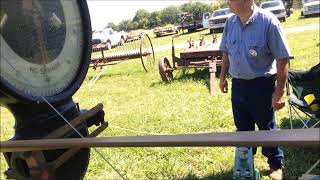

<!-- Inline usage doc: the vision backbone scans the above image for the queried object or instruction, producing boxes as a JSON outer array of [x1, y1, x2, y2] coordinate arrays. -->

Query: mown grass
[[281, 10, 320, 28], [1, 13, 319, 180]]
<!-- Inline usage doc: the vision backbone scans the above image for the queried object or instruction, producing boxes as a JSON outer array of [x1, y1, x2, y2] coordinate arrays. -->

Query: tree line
[[106, 1, 228, 32], [106, 0, 292, 32]]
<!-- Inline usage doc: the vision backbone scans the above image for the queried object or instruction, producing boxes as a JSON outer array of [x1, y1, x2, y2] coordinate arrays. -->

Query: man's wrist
[[274, 88, 285, 99], [220, 73, 226, 80]]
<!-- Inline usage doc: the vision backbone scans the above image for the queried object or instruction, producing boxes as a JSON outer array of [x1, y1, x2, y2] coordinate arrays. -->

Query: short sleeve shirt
[[219, 6, 291, 80]]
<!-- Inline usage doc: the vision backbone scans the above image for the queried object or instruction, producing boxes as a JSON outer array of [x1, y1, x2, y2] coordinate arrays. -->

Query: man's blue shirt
[[219, 6, 291, 80]]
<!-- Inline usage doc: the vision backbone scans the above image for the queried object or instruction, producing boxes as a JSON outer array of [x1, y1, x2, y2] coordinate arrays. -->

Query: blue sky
[[87, 0, 213, 30]]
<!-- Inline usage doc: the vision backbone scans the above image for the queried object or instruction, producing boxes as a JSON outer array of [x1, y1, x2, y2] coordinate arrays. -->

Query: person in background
[[219, 0, 290, 179]]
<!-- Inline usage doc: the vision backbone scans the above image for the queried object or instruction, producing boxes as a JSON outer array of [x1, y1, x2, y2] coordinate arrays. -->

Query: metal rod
[[1, 128, 319, 152], [51, 122, 108, 169]]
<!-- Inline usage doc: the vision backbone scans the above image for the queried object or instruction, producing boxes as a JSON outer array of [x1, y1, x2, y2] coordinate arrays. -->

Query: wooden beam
[[45, 103, 103, 139], [180, 48, 222, 60], [1, 128, 319, 152]]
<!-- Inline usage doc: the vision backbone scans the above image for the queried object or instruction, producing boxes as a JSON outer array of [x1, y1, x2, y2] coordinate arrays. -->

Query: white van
[[202, 12, 211, 29]]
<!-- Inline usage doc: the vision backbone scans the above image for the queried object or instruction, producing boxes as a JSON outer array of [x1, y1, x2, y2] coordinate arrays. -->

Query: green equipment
[[233, 147, 260, 180]]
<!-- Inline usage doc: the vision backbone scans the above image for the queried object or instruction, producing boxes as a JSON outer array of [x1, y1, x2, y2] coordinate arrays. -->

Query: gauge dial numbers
[[0, 0, 91, 102]]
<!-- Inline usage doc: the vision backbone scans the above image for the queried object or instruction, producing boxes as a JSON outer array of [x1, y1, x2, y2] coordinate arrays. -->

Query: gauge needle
[[33, 2, 50, 83]]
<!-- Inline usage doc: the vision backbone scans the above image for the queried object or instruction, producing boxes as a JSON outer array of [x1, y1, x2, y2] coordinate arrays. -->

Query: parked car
[[260, 0, 287, 22], [208, 8, 233, 34], [92, 28, 127, 50], [301, 0, 320, 17]]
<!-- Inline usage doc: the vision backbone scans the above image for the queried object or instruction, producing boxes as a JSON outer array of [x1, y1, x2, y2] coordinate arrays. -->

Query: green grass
[[281, 10, 320, 28], [1, 15, 319, 179]]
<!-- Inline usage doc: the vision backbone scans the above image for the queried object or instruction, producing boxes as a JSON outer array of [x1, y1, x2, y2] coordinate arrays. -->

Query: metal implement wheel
[[140, 34, 155, 72], [159, 57, 173, 82]]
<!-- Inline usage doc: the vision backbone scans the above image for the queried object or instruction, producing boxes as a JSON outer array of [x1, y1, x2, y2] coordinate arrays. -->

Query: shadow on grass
[[154, 32, 179, 39], [279, 112, 320, 129], [176, 67, 222, 90], [201, 28, 224, 35], [299, 13, 320, 19], [179, 169, 233, 180], [150, 67, 223, 90], [281, 146, 320, 179], [86, 66, 145, 81], [278, 116, 320, 178], [171, 29, 207, 39], [180, 28, 206, 34]]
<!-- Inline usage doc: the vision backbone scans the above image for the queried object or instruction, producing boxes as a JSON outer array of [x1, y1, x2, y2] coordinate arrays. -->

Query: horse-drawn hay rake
[[89, 34, 155, 85], [159, 35, 222, 95]]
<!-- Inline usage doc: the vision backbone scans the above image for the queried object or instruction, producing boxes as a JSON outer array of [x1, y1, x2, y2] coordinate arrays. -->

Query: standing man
[[219, 0, 290, 179]]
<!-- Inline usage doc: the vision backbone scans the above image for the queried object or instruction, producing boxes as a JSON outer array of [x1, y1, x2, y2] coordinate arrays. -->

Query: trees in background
[[104, 0, 295, 32], [159, 5, 181, 26], [106, 22, 119, 32], [105, 2, 219, 32], [148, 11, 162, 28]]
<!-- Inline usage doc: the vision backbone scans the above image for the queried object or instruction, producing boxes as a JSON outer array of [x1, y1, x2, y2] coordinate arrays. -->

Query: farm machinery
[[89, 33, 155, 85], [0, 0, 319, 180], [158, 35, 222, 95], [153, 25, 179, 37]]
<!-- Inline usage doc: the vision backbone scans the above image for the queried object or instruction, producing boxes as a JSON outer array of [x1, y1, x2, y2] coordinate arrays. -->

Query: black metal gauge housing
[[0, 0, 92, 104]]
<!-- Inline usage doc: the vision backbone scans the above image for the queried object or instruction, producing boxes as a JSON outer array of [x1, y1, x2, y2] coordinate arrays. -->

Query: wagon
[[158, 35, 222, 95], [153, 25, 179, 37]]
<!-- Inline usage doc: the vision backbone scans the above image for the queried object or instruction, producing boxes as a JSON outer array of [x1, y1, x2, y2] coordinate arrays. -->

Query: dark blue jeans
[[232, 76, 284, 169]]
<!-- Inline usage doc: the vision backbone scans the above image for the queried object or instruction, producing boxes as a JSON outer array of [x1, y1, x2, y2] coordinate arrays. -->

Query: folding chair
[[287, 63, 320, 129]]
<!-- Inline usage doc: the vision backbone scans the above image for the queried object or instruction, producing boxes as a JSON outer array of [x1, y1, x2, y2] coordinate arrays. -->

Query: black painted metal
[[0, 0, 93, 179]]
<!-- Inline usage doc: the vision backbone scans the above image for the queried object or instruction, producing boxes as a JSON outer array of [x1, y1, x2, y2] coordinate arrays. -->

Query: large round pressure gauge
[[0, 0, 91, 103]]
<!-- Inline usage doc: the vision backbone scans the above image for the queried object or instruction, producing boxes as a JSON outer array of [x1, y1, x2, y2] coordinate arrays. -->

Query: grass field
[[1, 10, 319, 180]]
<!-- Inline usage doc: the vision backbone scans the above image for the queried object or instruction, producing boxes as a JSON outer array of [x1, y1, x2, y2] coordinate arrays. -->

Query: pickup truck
[[177, 12, 203, 33], [260, 1, 287, 22], [208, 8, 233, 34], [301, 0, 320, 17], [92, 28, 127, 50]]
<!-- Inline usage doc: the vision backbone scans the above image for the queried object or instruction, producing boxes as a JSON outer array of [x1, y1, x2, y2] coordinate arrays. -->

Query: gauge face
[[0, 0, 87, 98]]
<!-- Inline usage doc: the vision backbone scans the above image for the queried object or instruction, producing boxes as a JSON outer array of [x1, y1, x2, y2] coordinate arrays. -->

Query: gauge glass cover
[[0, 0, 84, 97]]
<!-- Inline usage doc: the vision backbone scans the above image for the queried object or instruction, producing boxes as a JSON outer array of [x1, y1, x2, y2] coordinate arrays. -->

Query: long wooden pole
[[1, 128, 319, 152]]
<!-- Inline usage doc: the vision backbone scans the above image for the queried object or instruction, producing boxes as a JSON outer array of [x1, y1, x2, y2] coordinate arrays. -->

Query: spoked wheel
[[140, 34, 155, 72], [159, 57, 174, 82]]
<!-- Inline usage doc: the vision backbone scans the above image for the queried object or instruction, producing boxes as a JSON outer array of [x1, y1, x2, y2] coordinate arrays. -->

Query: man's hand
[[272, 92, 285, 111], [220, 78, 228, 93]]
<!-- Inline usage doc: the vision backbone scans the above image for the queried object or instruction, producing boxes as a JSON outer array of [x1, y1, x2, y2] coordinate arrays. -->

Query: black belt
[[234, 74, 276, 82]]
